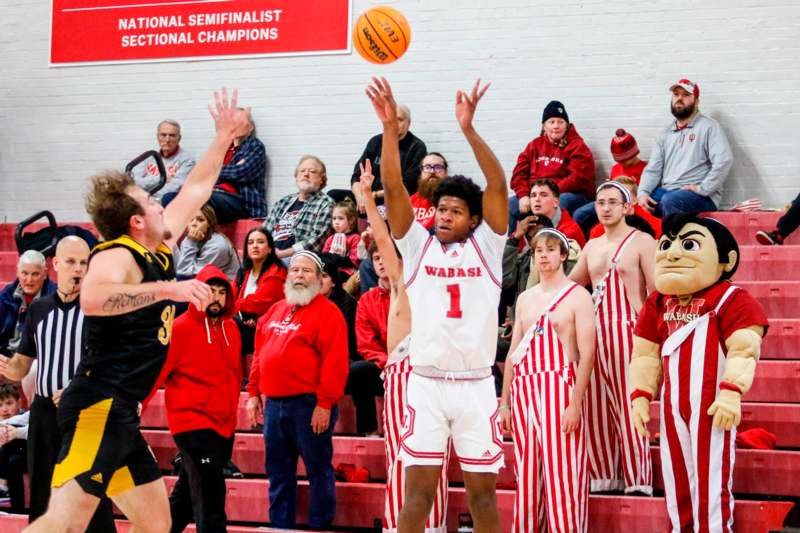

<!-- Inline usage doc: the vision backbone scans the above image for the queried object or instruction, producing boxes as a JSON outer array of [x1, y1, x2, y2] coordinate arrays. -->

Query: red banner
[[51, 0, 351, 65]]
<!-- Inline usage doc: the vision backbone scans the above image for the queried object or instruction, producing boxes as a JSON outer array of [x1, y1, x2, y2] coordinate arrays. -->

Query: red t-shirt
[[557, 208, 586, 248], [634, 282, 769, 345], [410, 193, 436, 230], [610, 159, 648, 184]]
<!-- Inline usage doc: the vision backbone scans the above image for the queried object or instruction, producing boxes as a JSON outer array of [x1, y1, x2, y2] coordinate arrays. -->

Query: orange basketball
[[353, 6, 411, 64]]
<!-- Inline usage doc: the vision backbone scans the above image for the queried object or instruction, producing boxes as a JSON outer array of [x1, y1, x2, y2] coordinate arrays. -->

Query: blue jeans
[[359, 258, 378, 294], [572, 201, 598, 235], [508, 192, 593, 235], [651, 187, 717, 218], [264, 394, 338, 529]]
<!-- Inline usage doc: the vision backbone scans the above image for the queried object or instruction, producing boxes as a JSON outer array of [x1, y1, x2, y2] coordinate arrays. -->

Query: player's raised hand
[[359, 160, 375, 193], [209, 87, 252, 140], [455, 79, 490, 132], [365, 77, 398, 125]]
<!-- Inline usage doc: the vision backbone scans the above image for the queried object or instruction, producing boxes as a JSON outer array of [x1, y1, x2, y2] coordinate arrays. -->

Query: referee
[[0, 237, 114, 530]]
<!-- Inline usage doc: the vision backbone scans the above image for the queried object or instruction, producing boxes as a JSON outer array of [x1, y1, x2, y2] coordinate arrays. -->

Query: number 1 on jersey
[[446, 283, 463, 318]]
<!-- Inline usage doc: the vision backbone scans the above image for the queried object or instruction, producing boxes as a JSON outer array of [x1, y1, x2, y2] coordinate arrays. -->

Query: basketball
[[353, 6, 411, 64]]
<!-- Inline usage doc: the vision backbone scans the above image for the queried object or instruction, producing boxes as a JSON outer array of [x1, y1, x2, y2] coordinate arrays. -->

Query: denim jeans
[[651, 187, 717, 218], [264, 394, 338, 529], [572, 201, 598, 235]]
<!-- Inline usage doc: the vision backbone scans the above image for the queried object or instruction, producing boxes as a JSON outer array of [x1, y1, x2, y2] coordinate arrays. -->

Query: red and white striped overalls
[[586, 230, 652, 493], [660, 285, 739, 533], [510, 282, 588, 533], [382, 336, 449, 533]]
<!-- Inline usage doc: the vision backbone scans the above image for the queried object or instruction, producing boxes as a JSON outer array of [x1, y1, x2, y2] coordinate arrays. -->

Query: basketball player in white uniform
[[500, 228, 595, 532], [365, 77, 508, 533], [569, 181, 656, 494], [359, 162, 449, 533]]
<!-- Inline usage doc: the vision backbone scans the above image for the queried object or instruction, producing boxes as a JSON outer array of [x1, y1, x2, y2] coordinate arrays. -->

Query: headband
[[534, 228, 570, 252], [290, 250, 324, 271], [597, 180, 632, 203]]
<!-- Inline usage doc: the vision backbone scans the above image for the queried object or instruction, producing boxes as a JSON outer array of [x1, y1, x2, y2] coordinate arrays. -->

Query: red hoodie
[[155, 265, 243, 438], [557, 208, 586, 248], [247, 294, 349, 409], [510, 125, 596, 200], [355, 286, 390, 368]]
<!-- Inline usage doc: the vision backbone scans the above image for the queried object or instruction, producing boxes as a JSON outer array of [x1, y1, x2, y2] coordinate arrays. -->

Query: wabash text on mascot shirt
[[634, 281, 769, 344]]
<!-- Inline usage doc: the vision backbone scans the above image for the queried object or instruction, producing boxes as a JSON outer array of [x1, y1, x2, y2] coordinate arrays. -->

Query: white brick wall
[[2, 0, 799, 222]]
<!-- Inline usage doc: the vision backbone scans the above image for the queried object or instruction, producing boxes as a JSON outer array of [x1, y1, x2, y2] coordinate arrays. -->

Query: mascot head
[[655, 214, 739, 297]]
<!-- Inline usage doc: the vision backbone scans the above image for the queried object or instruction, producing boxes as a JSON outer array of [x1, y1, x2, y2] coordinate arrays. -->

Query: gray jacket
[[639, 113, 733, 207], [174, 233, 240, 281], [131, 147, 196, 199]]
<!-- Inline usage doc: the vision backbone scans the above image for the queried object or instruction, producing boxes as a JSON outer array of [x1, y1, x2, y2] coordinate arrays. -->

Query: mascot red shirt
[[628, 215, 768, 533]]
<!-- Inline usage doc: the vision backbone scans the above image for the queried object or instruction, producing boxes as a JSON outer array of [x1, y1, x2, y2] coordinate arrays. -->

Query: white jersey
[[395, 221, 505, 371]]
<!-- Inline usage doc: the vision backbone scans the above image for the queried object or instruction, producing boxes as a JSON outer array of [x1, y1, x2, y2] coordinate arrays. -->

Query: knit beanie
[[610, 128, 640, 162], [542, 101, 569, 124]]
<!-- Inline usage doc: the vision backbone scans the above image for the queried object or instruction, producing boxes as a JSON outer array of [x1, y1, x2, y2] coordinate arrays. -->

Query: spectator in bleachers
[[264, 155, 334, 261], [163, 115, 267, 222], [638, 79, 733, 217], [410, 152, 448, 230], [344, 103, 427, 209], [322, 198, 363, 278], [235, 228, 287, 356], [529, 179, 586, 247], [502, 215, 580, 320], [319, 253, 359, 361], [348, 242, 390, 435], [0, 251, 56, 357], [0, 237, 114, 530], [154, 265, 242, 532], [0, 383, 27, 513], [245, 252, 349, 530], [174, 203, 240, 281], [756, 190, 800, 245], [588, 176, 661, 239], [131, 119, 196, 200], [509, 100, 596, 229], [572, 129, 648, 234]]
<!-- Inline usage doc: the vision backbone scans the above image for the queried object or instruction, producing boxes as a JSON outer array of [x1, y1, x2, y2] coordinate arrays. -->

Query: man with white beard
[[245, 251, 349, 530]]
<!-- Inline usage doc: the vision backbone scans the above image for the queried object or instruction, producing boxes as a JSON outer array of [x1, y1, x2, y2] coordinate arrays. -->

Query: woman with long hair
[[235, 227, 287, 355], [174, 203, 240, 280]]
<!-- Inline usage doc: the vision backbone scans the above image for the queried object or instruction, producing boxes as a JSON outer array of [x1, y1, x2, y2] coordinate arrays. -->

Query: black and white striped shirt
[[17, 293, 85, 398]]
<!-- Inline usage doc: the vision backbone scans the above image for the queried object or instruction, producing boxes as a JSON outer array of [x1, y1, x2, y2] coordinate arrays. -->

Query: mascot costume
[[628, 214, 768, 532]]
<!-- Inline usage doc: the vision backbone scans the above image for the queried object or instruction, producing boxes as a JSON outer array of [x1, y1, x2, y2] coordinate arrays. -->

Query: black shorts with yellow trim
[[52, 377, 161, 499]]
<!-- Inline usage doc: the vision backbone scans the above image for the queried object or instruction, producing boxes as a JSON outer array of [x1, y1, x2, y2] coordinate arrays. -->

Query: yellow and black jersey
[[78, 236, 176, 402]]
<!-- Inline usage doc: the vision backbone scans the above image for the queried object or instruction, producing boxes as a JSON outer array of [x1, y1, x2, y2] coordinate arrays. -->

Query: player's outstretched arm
[[81, 248, 212, 316], [365, 77, 413, 238], [360, 162, 401, 282], [164, 88, 253, 245], [456, 80, 507, 235]]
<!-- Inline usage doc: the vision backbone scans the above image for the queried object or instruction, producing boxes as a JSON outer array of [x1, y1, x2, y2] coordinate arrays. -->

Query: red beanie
[[610, 128, 640, 162]]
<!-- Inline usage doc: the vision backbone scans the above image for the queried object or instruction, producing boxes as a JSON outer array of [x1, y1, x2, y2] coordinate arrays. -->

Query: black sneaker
[[224, 459, 244, 478], [755, 230, 783, 245]]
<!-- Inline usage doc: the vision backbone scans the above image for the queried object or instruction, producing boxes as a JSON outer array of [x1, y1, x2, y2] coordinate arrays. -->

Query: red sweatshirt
[[236, 263, 287, 318], [511, 125, 596, 200], [355, 286, 390, 368], [322, 232, 362, 268], [610, 159, 648, 185], [247, 295, 349, 408], [155, 265, 243, 438], [410, 193, 436, 230], [557, 209, 586, 248]]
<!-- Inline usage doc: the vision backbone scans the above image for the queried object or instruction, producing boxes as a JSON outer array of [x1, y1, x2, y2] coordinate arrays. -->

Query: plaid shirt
[[264, 190, 334, 253], [217, 136, 267, 218]]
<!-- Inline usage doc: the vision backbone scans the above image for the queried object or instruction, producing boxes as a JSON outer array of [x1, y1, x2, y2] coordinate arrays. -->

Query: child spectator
[[0, 383, 27, 513], [175, 204, 241, 281], [235, 228, 287, 356], [609, 129, 647, 183], [323, 199, 363, 278]]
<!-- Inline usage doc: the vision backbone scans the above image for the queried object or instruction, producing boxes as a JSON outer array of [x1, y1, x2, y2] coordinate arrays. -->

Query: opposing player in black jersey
[[25, 89, 253, 533]]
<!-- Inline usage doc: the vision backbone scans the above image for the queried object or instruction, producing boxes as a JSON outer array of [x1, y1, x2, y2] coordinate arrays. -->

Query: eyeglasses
[[596, 199, 625, 208], [422, 164, 446, 173]]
